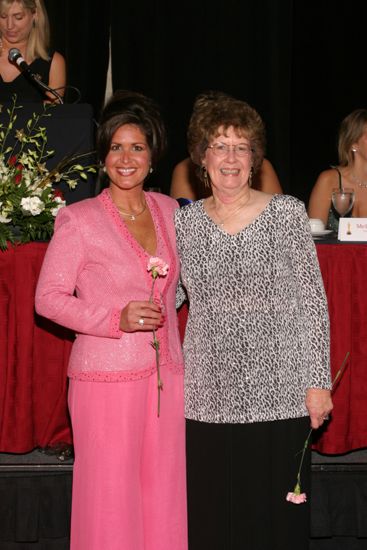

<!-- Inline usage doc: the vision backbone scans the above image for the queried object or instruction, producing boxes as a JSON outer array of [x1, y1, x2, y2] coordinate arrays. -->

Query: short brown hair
[[97, 90, 167, 167], [338, 109, 367, 166], [187, 91, 266, 172]]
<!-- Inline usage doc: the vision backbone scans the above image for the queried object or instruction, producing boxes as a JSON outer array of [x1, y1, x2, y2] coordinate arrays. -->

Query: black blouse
[[0, 54, 53, 103]]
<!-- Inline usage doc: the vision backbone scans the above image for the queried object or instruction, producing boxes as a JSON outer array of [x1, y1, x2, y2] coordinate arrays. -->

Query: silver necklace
[[213, 197, 250, 227], [117, 201, 147, 221], [351, 173, 367, 189]]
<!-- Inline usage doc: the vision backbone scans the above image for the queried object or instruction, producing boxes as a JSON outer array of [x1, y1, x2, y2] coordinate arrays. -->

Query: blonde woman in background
[[308, 109, 367, 228], [0, 0, 65, 102]]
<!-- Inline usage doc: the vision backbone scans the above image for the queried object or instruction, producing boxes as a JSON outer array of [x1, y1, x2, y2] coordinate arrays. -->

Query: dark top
[[0, 54, 53, 103], [327, 165, 348, 230]]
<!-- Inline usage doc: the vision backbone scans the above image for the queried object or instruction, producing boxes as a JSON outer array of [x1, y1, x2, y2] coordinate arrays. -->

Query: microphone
[[8, 48, 37, 79], [8, 48, 64, 104]]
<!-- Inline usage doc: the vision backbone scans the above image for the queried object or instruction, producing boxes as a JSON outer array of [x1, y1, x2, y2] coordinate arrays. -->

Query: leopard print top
[[175, 194, 331, 424]]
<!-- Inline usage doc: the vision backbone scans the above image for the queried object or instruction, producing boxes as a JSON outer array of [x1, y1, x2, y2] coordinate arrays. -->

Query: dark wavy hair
[[97, 90, 167, 167], [187, 91, 266, 173]]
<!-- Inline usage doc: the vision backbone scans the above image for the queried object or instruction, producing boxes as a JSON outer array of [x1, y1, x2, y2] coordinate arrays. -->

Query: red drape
[[0, 243, 73, 453], [313, 244, 367, 454], [1, 242, 367, 454]]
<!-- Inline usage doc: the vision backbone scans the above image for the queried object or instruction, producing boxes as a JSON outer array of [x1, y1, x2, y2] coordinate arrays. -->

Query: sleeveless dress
[[0, 54, 53, 103], [327, 166, 349, 231]]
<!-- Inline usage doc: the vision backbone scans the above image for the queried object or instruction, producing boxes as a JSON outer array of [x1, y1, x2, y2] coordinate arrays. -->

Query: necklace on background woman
[[351, 172, 367, 189]]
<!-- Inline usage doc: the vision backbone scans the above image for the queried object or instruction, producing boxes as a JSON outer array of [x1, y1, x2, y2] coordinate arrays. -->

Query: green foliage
[[0, 95, 97, 251]]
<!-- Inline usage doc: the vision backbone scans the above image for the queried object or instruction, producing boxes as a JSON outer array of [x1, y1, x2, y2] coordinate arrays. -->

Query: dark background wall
[[44, 0, 367, 201]]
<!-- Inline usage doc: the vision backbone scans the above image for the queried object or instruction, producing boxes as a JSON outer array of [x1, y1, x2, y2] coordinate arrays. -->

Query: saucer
[[311, 229, 333, 237]]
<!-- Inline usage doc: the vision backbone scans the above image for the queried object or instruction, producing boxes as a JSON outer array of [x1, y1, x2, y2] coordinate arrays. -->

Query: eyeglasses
[[207, 143, 253, 157]]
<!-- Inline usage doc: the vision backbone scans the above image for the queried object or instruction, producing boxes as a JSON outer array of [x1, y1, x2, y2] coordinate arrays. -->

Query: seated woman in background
[[308, 109, 367, 227], [170, 91, 282, 200], [0, 0, 66, 102], [170, 155, 282, 200]]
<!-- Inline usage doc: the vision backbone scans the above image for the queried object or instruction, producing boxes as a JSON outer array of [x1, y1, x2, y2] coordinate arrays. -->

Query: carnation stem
[[293, 350, 350, 495], [149, 276, 163, 417], [295, 427, 312, 493]]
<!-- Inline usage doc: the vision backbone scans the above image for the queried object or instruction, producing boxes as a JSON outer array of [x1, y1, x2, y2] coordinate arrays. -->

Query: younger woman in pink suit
[[35, 90, 187, 550]]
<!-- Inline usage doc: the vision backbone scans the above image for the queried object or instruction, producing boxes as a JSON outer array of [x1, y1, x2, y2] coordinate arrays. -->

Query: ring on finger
[[138, 317, 144, 326]]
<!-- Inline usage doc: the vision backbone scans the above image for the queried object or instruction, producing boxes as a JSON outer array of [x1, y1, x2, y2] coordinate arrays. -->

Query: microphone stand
[[8, 48, 64, 104], [32, 77, 64, 104]]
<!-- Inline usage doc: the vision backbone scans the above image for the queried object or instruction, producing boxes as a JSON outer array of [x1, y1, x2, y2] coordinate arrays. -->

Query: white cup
[[309, 218, 325, 232]]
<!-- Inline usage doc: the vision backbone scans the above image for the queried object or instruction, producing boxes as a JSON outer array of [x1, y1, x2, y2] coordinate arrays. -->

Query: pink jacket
[[35, 189, 184, 382]]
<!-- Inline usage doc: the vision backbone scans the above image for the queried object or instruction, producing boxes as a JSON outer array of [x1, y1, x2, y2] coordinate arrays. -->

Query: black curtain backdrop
[[45, 0, 110, 119], [45, 0, 367, 200]]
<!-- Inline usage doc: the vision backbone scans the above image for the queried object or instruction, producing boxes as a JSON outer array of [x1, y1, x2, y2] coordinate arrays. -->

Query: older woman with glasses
[[175, 91, 332, 550], [170, 91, 282, 201]]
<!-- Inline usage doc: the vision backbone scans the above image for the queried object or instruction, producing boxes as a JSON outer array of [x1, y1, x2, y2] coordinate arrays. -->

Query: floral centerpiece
[[0, 95, 96, 251]]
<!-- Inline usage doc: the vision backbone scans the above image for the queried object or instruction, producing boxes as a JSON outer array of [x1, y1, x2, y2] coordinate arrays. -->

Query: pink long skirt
[[68, 369, 187, 550]]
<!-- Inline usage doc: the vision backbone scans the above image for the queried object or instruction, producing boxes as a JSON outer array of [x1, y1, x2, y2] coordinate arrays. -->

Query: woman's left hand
[[305, 388, 333, 430]]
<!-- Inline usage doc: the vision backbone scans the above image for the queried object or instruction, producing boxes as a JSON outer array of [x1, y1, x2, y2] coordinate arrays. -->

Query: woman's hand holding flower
[[305, 387, 333, 429], [119, 300, 164, 332]]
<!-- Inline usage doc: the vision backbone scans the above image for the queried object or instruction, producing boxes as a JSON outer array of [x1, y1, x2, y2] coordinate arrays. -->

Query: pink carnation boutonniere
[[286, 351, 350, 504], [147, 257, 169, 417]]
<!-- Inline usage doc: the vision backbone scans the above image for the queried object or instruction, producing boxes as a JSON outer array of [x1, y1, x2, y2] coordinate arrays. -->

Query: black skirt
[[186, 416, 311, 550]]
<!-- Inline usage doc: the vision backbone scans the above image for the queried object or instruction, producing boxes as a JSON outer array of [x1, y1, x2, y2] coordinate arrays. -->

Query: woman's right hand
[[119, 300, 164, 332]]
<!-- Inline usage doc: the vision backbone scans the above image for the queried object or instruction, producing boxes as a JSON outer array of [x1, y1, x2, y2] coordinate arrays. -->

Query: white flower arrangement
[[0, 95, 96, 251]]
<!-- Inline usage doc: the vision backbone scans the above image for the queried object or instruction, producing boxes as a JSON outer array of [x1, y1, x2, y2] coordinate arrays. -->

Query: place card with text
[[338, 218, 367, 241]]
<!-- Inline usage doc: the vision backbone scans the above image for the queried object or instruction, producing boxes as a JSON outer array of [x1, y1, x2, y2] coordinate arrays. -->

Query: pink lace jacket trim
[[69, 361, 184, 382], [98, 189, 178, 369]]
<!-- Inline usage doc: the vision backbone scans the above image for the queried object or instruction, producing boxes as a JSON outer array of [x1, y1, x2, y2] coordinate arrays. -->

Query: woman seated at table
[[170, 155, 282, 200], [170, 91, 283, 200], [308, 109, 367, 228], [0, 0, 66, 103]]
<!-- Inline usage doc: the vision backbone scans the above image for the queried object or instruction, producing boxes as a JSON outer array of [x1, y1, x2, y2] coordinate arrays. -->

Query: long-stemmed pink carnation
[[147, 256, 169, 417], [286, 351, 350, 504]]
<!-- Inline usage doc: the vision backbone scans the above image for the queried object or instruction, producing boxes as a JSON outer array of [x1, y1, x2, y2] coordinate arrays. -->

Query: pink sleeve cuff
[[110, 308, 123, 338]]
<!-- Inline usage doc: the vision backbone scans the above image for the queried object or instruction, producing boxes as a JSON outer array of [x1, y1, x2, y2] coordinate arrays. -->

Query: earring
[[149, 166, 153, 174], [202, 166, 210, 188], [102, 165, 107, 173], [248, 167, 253, 188], [352, 148, 357, 153]]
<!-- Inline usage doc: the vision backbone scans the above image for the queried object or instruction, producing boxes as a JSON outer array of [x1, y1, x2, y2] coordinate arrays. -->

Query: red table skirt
[[1, 242, 367, 454], [0, 243, 73, 453], [313, 243, 367, 454]]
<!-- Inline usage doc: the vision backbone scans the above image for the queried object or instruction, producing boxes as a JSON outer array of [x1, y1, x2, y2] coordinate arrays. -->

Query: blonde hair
[[338, 109, 367, 167], [0, 0, 50, 61]]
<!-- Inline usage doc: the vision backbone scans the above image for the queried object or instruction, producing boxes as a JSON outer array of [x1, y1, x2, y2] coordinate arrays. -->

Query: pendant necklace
[[213, 195, 251, 228], [351, 173, 367, 189], [117, 201, 147, 221]]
